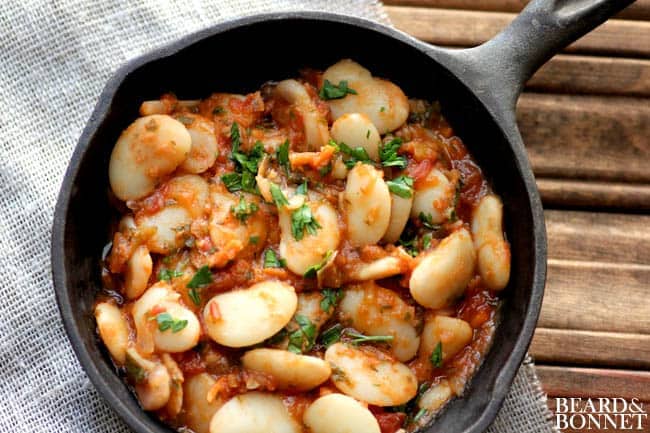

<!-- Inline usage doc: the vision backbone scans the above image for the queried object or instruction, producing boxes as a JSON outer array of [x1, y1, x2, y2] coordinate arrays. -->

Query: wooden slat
[[537, 366, 650, 401], [531, 328, 650, 368], [538, 178, 650, 211], [386, 7, 650, 57], [384, 0, 650, 21], [539, 259, 650, 334], [545, 210, 650, 265], [517, 93, 650, 183], [528, 55, 650, 97]]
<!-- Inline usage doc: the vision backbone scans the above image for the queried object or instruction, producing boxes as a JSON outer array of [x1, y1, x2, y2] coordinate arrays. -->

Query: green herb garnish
[[276, 139, 290, 173], [296, 180, 308, 195], [151, 312, 188, 333], [346, 331, 394, 345], [287, 315, 317, 354], [187, 265, 213, 306], [320, 288, 342, 312], [380, 137, 407, 169], [319, 80, 357, 100], [304, 250, 333, 278], [231, 196, 259, 222], [338, 141, 372, 169], [263, 249, 286, 268], [419, 212, 441, 231], [320, 323, 343, 347], [422, 232, 433, 250], [270, 183, 289, 207], [430, 341, 443, 368], [291, 204, 321, 241], [158, 268, 183, 282], [386, 175, 414, 198]]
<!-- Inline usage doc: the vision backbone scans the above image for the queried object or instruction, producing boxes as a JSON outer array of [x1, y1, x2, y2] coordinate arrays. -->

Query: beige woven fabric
[[0, 0, 556, 432]]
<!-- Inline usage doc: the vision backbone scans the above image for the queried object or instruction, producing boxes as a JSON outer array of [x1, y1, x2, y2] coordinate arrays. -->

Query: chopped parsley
[[263, 249, 286, 268], [419, 212, 441, 231], [413, 408, 428, 424], [320, 323, 343, 347], [270, 184, 289, 207], [449, 179, 463, 222], [430, 341, 443, 368], [287, 315, 316, 354], [249, 235, 260, 245], [158, 268, 183, 282], [386, 175, 414, 198], [398, 224, 419, 257], [320, 288, 342, 313], [318, 79, 357, 100], [212, 106, 225, 115], [304, 250, 333, 278], [125, 354, 146, 383], [422, 232, 433, 250], [187, 265, 213, 305], [296, 180, 308, 195], [230, 196, 259, 222], [380, 137, 407, 169], [151, 312, 188, 333], [276, 139, 290, 173], [338, 141, 372, 168], [291, 204, 321, 241], [346, 331, 394, 345], [222, 124, 265, 194], [318, 163, 332, 177]]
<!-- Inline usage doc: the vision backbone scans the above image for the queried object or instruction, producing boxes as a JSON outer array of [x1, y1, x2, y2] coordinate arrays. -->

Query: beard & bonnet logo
[[554, 398, 648, 431]]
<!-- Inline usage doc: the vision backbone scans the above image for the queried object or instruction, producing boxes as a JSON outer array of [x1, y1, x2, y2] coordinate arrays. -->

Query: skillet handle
[[447, 0, 635, 112]]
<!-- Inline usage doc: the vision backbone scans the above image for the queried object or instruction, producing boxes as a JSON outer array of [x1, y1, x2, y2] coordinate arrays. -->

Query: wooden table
[[384, 1, 650, 431]]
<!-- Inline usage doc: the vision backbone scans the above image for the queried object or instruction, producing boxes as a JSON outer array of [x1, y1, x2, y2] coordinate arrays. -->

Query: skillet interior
[[53, 15, 543, 433]]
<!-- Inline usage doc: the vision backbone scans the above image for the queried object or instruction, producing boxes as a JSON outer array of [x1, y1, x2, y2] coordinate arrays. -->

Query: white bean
[[419, 316, 473, 364], [410, 168, 454, 223], [161, 353, 184, 418], [323, 59, 409, 134], [123, 245, 152, 300], [138, 206, 192, 254], [209, 392, 300, 433], [209, 188, 266, 268], [471, 195, 511, 290], [183, 373, 224, 433], [339, 282, 419, 362], [203, 281, 297, 347], [94, 302, 129, 364], [304, 393, 381, 433], [382, 193, 414, 244], [296, 292, 334, 331], [279, 199, 340, 276], [176, 114, 218, 174], [165, 174, 210, 218], [330, 113, 381, 161], [348, 256, 403, 282], [109, 115, 191, 201], [152, 302, 201, 353], [131, 283, 179, 354], [325, 343, 418, 406], [126, 348, 171, 411], [242, 349, 331, 391], [343, 163, 391, 247], [275, 79, 330, 151], [418, 379, 452, 412], [409, 228, 476, 308]]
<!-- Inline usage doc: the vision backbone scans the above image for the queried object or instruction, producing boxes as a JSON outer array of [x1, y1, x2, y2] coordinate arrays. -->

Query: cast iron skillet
[[52, 1, 633, 432]]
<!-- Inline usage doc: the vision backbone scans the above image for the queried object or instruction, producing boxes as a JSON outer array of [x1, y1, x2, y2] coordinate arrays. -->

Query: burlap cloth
[[0, 1, 557, 432]]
